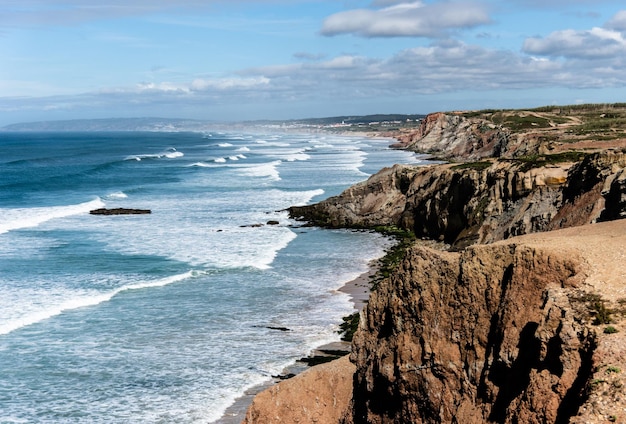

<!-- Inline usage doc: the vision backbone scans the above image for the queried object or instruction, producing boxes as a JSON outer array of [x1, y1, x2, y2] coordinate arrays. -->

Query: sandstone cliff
[[289, 151, 626, 249], [392, 107, 626, 161], [246, 109, 626, 424], [391, 112, 513, 160], [242, 355, 355, 423], [243, 221, 626, 424], [345, 220, 626, 423]]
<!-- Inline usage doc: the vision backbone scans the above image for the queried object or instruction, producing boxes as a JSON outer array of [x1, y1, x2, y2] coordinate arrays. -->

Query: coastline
[[214, 264, 375, 423]]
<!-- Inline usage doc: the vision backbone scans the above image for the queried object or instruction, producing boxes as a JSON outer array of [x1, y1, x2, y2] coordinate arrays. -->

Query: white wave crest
[[214, 157, 227, 163], [236, 160, 282, 180], [125, 147, 184, 161], [0, 271, 199, 336], [237, 147, 250, 152], [217, 143, 233, 147], [0, 198, 105, 235], [188, 162, 213, 168], [106, 191, 128, 200]]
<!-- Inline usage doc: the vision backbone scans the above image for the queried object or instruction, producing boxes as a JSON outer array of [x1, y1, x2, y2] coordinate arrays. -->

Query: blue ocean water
[[0, 130, 424, 423]]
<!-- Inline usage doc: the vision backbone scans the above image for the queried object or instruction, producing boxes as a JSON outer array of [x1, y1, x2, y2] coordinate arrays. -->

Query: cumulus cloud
[[522, 11, 626, 59], [3, 32, 626, 121], [606, 10, 626, 31], [320, 1, 491, 38], [237, 40, 623, 98]]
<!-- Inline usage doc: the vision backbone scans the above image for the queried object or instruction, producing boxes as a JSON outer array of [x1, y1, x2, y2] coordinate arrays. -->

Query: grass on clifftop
[[460, 103, 626, 141], [513, 151, 588, 171]]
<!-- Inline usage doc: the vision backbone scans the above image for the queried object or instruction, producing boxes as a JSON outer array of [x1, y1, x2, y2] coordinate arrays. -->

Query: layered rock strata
[[246, 111, 626, 423], [244, 221, 626, 424], [289, 151, 626, 249], [391, 112, 513, 160]]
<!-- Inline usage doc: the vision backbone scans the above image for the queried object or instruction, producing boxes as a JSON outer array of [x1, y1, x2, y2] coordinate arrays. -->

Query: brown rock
[[345, 220, 626, 424], [243, 355, 355, 424], [290, 151, 626, 249]]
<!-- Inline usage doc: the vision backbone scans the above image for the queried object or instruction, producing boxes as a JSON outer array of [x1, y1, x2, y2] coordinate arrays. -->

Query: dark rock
[[90, 208, 151, 215]]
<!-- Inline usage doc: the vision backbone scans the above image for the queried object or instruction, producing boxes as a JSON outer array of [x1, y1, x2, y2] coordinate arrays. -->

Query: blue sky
[[1, 0, 626, 125]]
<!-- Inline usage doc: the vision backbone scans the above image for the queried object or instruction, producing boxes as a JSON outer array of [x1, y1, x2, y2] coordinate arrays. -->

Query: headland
[[243, 104, 626, 423]]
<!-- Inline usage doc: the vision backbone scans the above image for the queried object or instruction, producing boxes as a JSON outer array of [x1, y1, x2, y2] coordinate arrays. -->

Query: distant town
[[1, 114, 426, 133]]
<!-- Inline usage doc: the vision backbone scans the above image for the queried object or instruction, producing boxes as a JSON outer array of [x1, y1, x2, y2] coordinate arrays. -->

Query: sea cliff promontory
[[245, 105, 626, 423]]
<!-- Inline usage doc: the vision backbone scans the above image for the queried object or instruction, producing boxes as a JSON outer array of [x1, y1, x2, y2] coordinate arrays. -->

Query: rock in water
[[89, 208, 151, 215]]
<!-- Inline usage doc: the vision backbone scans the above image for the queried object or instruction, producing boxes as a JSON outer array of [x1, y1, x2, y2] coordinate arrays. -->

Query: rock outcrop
[[247, 110, 626, 424], [289, 151, 626, 249], [344, 220, 626, 423], [391, 112, 513, 161], [89, 208, 151, 215], [242, 355, 355, 424]]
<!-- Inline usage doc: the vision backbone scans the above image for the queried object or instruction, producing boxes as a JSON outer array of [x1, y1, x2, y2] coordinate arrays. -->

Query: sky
[[1, 0, 626, 125]]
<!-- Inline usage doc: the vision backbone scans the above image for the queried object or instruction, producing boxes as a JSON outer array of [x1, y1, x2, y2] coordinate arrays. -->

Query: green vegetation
[[338, 312, 360, 342], [604, 326, 619, 334], [337, 226, 416, 342], [371, 226, 416, 289], [606, 366, 621, 374], [532, 103, 626, 113], [593, 299, 614, 325], [451, 161, 492, 171], [513, 151, 587, 172], [571, 292, 615, 325], [492, 113, 552, 132], [458, 103, 626, 144]]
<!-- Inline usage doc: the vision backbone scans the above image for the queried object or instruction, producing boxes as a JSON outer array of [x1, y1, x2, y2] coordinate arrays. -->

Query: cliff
[[243, 220, 626, 424], [346, 220, 626, 423], [289, 150, 626, 249], [246, 108, 626, 423]]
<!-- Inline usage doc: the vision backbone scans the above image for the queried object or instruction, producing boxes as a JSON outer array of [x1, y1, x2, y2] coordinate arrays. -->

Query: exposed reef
[[89, 208, 151, 215]]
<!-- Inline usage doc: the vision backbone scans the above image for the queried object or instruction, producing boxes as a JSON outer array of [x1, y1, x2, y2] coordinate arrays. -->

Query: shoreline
[[214, 264, 375, 423]]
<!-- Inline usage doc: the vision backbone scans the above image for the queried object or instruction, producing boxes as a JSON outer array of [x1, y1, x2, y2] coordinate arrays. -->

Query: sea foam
[[0, 198, 105, 235], [0, 271, 199, 336]]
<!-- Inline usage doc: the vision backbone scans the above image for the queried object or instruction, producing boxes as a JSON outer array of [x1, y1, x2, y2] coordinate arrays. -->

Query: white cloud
[[190, 77, 270, 90], [523, 26, 626, 59], [606, 10, 626, 31], [320, 1, 491, 38]]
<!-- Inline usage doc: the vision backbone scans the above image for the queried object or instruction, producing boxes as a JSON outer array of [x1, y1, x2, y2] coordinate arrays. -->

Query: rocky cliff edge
[[244, 221, 626, 423], [245, 109, 626, 424]]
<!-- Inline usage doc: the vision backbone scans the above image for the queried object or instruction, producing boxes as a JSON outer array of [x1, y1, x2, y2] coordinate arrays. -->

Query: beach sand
[[215, 266, 374, 423]]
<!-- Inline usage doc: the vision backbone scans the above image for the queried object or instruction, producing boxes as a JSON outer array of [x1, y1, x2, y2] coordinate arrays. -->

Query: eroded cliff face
[[390, 112, 541, 161], [244, 221, 626, 424], [248, 114, 626, 424], [345, 242, 592, 424], [344, 220, 626, 424], [289, 151, 626, 249]]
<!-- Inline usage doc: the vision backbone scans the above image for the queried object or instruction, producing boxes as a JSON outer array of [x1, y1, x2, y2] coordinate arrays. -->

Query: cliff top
[[389, 103, 626, 161], [244, 219, 626, 424]]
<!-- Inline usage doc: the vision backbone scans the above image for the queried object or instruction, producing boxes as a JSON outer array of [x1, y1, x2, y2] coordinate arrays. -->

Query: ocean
[[0, 130, 423, 423]]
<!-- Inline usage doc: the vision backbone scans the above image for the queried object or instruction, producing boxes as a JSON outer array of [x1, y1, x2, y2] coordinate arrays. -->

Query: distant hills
[[1, 114, 426, 132], [0, 117, 210, 132]]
